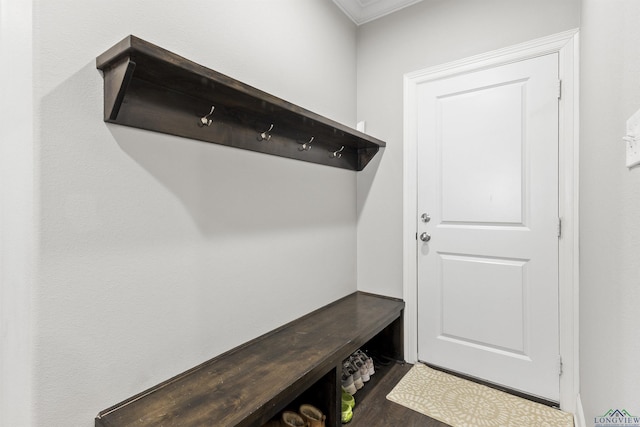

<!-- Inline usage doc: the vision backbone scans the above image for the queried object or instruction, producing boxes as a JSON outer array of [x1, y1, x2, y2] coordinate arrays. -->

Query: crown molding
[[333, 0, 424, 25]]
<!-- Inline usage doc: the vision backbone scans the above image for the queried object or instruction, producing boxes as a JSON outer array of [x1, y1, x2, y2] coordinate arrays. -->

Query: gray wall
[[0, 1, 35, 426], [356, 0, 581, 297], [580, 0, 640, 423], [3, 1, 359, 425]]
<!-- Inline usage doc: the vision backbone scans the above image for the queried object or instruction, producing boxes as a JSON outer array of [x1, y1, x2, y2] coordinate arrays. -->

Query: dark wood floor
[[349, 362, 450, 427]]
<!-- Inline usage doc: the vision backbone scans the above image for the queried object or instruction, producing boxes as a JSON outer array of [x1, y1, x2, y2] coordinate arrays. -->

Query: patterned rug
[[386, 363, 573, 427]]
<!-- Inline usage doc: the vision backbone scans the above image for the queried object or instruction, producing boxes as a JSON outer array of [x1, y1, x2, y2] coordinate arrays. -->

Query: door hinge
[[557, 80, 562, 100], [558, 217, 562, 238], [558, 355, 564, 376]]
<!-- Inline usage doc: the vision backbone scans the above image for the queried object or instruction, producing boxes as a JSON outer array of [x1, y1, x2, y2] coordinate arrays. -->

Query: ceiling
[[332, 0, 424, 25]]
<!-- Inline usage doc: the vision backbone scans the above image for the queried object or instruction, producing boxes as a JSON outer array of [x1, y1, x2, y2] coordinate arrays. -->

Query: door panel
[[440, 254, 527, 354], [417, 53, 560, 401], [440, 80, 525, 225]]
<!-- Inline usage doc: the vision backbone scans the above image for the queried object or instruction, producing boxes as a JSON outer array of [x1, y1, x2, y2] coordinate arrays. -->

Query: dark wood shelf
[[95, 292, 404, 427], [96, 35, 385, 171]]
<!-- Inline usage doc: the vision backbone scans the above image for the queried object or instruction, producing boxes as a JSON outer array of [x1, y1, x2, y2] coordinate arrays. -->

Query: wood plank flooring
[[349, 362, 450, 427]]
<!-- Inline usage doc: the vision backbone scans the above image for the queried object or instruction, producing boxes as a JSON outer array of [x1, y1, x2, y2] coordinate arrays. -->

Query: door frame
[[402, 29, 579, 412]]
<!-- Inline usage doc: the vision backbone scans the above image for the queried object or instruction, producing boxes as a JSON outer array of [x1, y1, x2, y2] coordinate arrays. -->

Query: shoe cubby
[[337, 321, 405, 425], [95, 292, 404, 427], [261, 368, 337, 427]]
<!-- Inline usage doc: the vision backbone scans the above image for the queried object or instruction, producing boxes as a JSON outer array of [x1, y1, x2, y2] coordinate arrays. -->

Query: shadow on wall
[[38, 60, 356, 249], [356, 145, 384, 220], [109, 125, 356, 237]]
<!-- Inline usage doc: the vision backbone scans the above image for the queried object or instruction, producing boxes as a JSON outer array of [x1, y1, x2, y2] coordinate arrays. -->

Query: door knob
[[421, 213, 431, 223], [420, 232, 431, 242]]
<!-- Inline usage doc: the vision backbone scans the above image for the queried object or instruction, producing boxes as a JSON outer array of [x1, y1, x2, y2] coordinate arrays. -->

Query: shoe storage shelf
[[96, 35, 385, 171], [95, 292, 404, 427]]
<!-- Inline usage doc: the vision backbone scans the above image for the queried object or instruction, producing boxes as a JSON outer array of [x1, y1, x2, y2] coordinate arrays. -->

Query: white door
[[416, 53, 560, 401]]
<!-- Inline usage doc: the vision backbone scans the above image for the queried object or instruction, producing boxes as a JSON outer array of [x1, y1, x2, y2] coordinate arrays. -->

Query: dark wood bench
[[95, 292, 404, 427]]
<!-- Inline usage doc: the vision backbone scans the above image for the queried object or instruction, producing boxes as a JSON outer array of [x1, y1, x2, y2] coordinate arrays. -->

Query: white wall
[[580, 0, 640, 423], [355, 0, 581, 297], [25, 1, 358, 425], [1, 1, 35, 425]]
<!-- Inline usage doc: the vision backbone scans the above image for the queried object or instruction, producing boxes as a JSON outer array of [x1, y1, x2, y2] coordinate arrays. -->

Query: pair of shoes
[[341, 349, 376, 396], [341, 402, 353, 424], [341, 369, 357, 395], [299, 404, 326, 427], [355, 356, 370, 383], [353, 350, 375, 377], [341, 388, 355, 410], [282, 404, 326, 427], [282, 411, 307, 427], [342, 359, 362, 393]]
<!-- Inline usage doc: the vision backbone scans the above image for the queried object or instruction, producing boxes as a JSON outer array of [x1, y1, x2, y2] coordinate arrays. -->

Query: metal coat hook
[[259, 124, 274, 141], [330, 146, 345, 159], [299, 136, 314, 151], [199, 106, 215, 127]]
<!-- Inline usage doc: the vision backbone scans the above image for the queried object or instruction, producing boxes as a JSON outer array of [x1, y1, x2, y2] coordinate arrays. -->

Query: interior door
[[416, 53, 560, 401]]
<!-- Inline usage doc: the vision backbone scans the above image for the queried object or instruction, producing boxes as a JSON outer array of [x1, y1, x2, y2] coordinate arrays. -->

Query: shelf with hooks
[[96, 35, 385, 171]]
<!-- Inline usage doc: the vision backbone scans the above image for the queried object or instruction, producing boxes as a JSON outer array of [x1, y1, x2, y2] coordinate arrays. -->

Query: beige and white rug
[[386, 363, 573, 427]]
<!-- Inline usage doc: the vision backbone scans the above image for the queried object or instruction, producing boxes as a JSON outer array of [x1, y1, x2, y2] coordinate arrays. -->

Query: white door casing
[[402, 29, 579, 411], [416, 53, 559, 401]]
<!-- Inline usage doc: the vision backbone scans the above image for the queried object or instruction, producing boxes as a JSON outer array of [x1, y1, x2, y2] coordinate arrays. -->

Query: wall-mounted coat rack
[[96, 35, 385, 171]]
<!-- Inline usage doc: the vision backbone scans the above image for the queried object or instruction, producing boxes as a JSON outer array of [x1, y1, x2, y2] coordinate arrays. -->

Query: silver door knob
[[420, 232, 431, 242], [421, 213, 431, 223]]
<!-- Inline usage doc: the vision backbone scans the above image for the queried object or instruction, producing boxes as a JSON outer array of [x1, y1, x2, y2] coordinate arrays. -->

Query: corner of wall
[[0, 0, 36, 425], [574, 393, 586, 427]]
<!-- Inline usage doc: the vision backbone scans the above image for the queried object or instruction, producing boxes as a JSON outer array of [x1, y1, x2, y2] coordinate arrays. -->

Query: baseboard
[[574, 393, 586, 427]]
